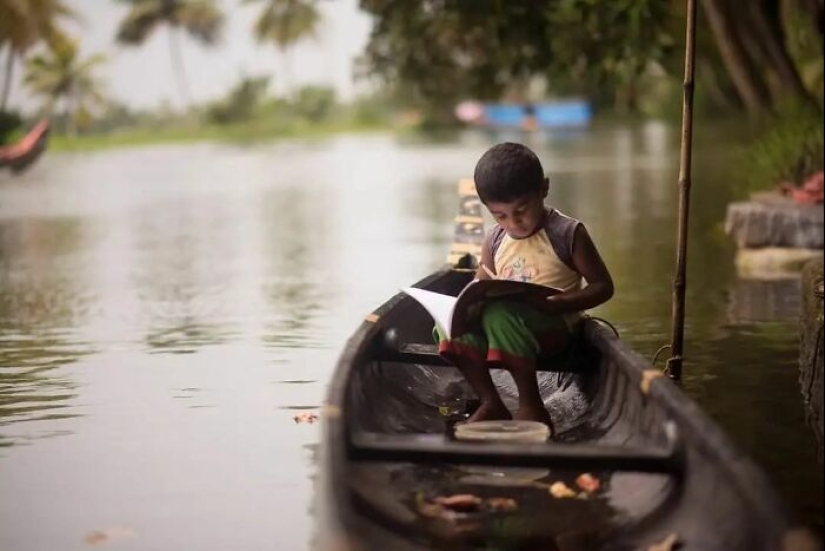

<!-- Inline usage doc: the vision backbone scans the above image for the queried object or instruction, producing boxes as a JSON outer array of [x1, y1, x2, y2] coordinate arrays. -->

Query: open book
[[402, 279, 563, 339]]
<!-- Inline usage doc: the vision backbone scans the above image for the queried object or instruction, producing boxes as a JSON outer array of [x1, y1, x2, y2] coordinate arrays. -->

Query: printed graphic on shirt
[[499, 256, 538, 283]]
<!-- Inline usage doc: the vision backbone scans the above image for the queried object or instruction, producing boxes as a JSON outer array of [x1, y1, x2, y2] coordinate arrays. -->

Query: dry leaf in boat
[[549, 482, 577, 499], [575, 473, 601, 494], [84, 527, 136, 546], [416, 500, 447, 519], [486, 497, 518, 512], [293, 412, 319, 424], [647, 533, 680, 551], [433, 494, 484, 512]]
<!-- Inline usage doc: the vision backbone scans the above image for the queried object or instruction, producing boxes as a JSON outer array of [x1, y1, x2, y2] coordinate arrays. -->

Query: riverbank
[[48, 119, 389, 153]]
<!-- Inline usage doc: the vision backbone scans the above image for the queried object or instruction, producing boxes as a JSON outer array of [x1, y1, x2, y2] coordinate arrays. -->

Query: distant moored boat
[[457, 100, 593, 130], [0, 120, 51, 174]]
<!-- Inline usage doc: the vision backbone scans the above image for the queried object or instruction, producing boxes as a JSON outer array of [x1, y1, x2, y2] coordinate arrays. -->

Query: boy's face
[[485, 190, 548, 239]]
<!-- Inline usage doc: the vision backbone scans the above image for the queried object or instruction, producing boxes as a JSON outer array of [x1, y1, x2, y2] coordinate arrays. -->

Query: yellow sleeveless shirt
[[488, 209, 584, 326]]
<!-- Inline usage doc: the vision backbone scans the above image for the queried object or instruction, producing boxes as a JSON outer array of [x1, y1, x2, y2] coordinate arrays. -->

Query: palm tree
[[115, 0, 224, 107], [243, 0, 322, 96], [0, 0, 73, 110], [24, 37, 107, 135]]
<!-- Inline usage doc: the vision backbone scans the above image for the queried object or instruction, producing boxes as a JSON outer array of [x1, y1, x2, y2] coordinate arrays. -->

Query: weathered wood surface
[[725, 197, 824, 249], [447, 179, 485, 267], [800, 260, 824, 463]]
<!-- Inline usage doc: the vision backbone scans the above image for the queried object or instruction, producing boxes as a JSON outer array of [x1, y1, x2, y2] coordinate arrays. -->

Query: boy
[[436, 143, 614, 431]]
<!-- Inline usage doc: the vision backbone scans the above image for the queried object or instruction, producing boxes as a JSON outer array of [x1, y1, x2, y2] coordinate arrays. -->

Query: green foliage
[[744, 102, 825, 190], [348, 92, 395, 126], [546, 0, 674, 110], [115, 0, 224, 46], [24, 36, 107, 133], [206, 76, 270, 125], [358, 0, 678, 119], [244, 0, 321, 49], [291, 85, 336, 123], [0, 110, 23, 145], [782, 0, 825, 105], [358, 1, 555, 120], [0, 0, 73, 52]]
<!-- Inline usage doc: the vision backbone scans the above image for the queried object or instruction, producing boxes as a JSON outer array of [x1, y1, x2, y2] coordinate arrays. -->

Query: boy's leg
[[482, 302, 570, 429], [434, 326, 511, 422]]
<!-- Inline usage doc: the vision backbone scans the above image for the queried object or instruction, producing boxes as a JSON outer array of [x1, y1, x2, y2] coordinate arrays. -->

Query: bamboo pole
[[667, 0, 698, 382]]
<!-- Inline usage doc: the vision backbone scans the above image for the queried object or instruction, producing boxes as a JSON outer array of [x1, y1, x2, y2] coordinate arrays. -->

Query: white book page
[[401, 288, 458, 338]]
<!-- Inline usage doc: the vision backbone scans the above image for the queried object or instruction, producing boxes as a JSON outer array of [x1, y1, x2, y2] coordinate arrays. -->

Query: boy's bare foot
[[515, 406, 556, 435], [467, 401, 512, 423]]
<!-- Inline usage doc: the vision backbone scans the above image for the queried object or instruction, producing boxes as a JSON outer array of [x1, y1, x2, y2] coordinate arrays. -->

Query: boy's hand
[[521, 288, 566, 315]]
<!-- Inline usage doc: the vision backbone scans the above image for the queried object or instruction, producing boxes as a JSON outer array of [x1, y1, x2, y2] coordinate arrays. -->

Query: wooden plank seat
[[374, 342, 599, 373], [349, 422, 685, 475]]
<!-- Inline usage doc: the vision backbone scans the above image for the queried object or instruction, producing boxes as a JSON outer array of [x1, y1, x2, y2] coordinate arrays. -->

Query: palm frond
[[23, 37, 107, 115], [116, 0, 164, 44], [0, 0, 74, 51], [251, 0, 321, 49], [177, 1, 224, 45]]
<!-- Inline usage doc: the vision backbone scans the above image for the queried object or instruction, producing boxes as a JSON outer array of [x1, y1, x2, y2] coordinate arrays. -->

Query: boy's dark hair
[[474, 143, 545, 204]]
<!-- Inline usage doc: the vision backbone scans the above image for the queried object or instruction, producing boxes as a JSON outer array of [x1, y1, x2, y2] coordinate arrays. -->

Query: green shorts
[[433, 300, 574, 370]]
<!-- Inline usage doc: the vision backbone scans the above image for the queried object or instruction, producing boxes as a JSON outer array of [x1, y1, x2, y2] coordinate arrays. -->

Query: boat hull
[[320, 269, 792, 551]]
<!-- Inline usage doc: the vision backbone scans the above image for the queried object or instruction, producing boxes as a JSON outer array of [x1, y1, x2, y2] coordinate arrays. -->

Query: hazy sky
[[11, 0, 373, 111]]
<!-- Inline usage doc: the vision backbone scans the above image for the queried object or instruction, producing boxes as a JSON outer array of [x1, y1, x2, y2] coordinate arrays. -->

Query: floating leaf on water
[[293, 412, 320, 424], [84, 526, 136, 547]]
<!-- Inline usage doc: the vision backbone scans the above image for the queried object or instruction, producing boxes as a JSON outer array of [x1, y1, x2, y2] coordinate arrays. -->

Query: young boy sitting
[[436, 142, 614, 430]]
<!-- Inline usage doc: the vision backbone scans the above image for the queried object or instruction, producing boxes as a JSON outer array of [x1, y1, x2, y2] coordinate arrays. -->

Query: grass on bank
[[48, 118, 389, 153]]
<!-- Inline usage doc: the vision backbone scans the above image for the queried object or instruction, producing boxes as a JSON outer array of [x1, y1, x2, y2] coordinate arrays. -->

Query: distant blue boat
[[480, 100, 592, 130]]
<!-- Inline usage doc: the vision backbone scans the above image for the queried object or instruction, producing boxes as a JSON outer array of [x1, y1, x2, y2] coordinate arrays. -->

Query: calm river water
[[0, 126, 821, 550]]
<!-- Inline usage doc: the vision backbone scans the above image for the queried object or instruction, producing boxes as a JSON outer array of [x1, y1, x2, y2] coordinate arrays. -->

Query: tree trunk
[[698, 59, 740, 108], [803, 0, 824, 36], [168, 26, 192, 109], [1, 49, 15, 111], [65, 88, 77, 137], [281, 48, 293, 98], [748, 0, 818, 105], [733, 6, 784, 102], [701, 0, 773, 114]]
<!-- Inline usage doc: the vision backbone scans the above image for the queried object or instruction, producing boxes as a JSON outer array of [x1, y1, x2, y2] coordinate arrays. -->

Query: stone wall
[[725, 196, 823, 249], [800, 260, 824, 463]]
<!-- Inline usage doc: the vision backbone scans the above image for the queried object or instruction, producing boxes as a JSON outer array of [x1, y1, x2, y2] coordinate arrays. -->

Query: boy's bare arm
[[537, 225, 615, 315], [474, 233, 495, 281]]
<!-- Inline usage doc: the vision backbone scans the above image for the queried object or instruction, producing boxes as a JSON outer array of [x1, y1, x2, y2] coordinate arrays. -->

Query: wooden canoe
[[320, 180, 800, 550], [319, 265, 803, 551], [0, 119, 50, 174]]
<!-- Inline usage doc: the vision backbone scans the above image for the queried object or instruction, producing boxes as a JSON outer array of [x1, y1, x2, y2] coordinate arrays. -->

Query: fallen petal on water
[[293, 412, 320, 424], [84, 527, 136, 547]]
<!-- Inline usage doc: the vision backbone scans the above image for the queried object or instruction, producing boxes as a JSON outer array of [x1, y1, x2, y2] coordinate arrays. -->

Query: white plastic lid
[[454, 420, 550, 443]]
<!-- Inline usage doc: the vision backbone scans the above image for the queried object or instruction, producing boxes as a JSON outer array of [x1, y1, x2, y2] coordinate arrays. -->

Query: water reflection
[[0, 331, 84, 449], [260, 182, 335, 349], [727, 277, 803, 323], [0, 218, 92, 449], [0, 128, 821, 548], [131, 199, 241, 354]]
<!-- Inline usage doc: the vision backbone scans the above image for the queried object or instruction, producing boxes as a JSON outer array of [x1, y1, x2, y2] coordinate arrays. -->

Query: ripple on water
[[0, 330, 93, 449]]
